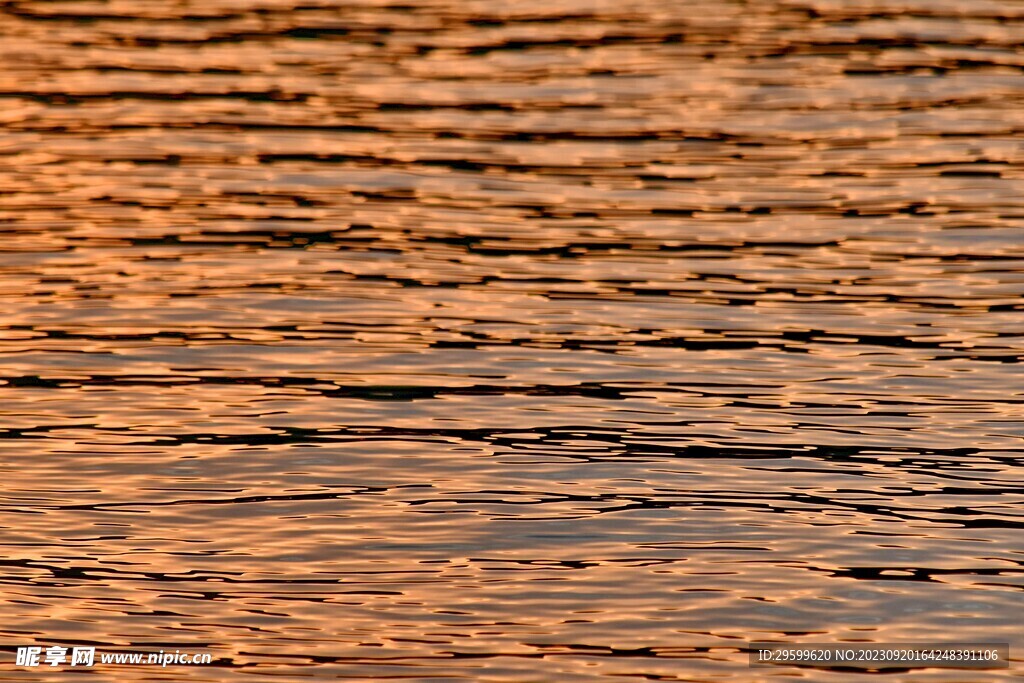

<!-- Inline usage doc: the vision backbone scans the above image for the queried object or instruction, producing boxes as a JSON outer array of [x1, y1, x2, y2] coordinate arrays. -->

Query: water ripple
[[1, 0, 1023, 680]]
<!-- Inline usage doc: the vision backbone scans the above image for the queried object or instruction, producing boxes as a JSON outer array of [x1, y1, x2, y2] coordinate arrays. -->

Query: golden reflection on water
[[1, 0, 1023, 680]]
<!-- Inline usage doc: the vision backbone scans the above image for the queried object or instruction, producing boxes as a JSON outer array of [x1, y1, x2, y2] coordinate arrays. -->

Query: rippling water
[[1, 0, 1023, 679]]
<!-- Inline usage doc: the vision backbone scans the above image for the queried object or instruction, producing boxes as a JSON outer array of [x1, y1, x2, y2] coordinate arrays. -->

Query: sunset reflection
[[0, 0, 1022, 679]]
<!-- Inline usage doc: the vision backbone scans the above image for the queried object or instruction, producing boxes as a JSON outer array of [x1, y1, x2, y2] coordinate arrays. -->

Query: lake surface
[[1, 0, 1023, 680]]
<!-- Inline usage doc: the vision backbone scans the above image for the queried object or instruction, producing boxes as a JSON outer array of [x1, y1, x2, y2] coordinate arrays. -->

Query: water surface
[[1, 0, 1023, 679]]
